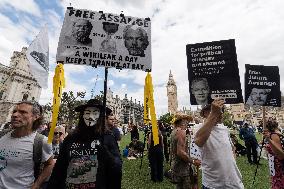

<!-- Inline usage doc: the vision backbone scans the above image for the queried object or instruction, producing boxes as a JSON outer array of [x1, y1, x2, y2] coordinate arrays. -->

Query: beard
[[128, 47, 145, 56], [73, 31, 90, 43]]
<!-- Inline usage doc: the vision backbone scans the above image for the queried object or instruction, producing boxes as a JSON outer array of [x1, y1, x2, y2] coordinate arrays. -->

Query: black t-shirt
[[47, 132, 122, 189]]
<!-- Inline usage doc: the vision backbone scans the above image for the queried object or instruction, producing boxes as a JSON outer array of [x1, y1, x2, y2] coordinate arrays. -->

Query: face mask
[[83, 107, 100, 127]]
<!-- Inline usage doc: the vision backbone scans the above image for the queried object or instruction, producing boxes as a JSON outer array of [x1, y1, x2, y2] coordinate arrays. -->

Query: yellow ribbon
[[144, 72, 159, 145], [47, 63, 65, 144]]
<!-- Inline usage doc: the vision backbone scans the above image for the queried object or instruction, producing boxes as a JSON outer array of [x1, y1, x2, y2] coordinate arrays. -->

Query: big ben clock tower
[[167, 70, 178, 114]]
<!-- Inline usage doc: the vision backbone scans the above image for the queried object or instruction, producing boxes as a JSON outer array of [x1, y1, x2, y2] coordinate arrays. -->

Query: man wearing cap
[[47, 99, 122, 189], [194, 99, 244, 189], [170, 113, 201, 189]]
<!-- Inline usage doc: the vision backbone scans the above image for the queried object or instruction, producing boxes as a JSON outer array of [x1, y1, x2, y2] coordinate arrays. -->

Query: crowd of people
[[0, 99, 283, 189]]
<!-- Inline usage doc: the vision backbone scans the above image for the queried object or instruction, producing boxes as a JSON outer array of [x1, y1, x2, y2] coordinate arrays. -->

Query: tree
[[159, 113, 174, 125], [223, 111, 233, 128], [57, 91, 86, 132]]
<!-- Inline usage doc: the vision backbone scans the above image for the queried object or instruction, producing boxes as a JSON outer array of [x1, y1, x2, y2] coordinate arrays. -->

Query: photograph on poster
[[123, 25, 149, 57], [64, 19, 93, 47], [190, 77, 211, 106], [246, 88, 271, 106]]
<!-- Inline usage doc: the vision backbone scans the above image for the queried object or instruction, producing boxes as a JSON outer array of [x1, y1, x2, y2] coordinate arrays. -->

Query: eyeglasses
[[54, 132, 64, 136]]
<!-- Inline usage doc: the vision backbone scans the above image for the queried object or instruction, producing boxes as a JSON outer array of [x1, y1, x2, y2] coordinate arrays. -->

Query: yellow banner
[[48, 63, 65, 144], [144, 76, 150, 124], [144, 73, 159, 145]]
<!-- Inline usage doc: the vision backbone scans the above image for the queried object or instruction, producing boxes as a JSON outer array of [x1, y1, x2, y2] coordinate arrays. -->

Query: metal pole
[[252, 106, 266, 186], [102, 67, 108, 133]]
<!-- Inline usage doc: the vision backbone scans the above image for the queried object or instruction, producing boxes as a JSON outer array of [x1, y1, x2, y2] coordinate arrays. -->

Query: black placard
[[186, 39, 243, 105], [245, 64, 281, 107]]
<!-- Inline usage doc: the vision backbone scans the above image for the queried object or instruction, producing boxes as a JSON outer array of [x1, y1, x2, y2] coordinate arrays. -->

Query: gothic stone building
[[0, 47, 42, 124], [102, 88, 144, 126], [166, 70, 178, 114]]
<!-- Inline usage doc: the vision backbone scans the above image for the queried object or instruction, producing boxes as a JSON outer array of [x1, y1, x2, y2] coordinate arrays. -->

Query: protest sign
[[186, 39, 243, 105], [245, 64, 281, 107], [56, 7, 152, 71]]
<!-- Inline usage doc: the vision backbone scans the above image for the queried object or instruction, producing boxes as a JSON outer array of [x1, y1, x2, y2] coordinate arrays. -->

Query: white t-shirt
[[195, 124, 244, 189], [0, 131, 53, 189]]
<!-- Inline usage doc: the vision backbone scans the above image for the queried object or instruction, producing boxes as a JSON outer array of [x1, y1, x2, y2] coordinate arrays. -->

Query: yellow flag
[[48, 63, 65, 144], [144, 73, 159, 145], [144, 76, 150, 125]]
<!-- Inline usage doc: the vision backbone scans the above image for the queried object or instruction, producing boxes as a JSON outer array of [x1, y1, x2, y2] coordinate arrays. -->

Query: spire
[[167, 70, 175, 85]]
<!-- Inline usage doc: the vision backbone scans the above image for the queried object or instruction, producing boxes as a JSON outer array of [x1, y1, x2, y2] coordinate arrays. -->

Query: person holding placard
[[263, 120, 284, 189], [194, 100, 244, 189]]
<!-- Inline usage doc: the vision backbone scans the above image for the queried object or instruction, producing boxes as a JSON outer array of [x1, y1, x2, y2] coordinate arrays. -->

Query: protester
[[263, 120, 284, 189], [170, 113, 201, 189], [47, 99, 122, 189], [128, 138, 144, 158], [159, 121, 169, 162], [105, 112, 121, 143], [130, 124, 139, 141], [52, 125, 66, 159], [123, 25, 149, 57], [148, 128, 164, 182], [65, 19, 93, 46], [239, 122, 259, 164], [0, 101, 54, 189], [194, 99, 244, 189], [41, 122, 51, 137], [230, 133, 247, 156], [190, 77, 211, 106]]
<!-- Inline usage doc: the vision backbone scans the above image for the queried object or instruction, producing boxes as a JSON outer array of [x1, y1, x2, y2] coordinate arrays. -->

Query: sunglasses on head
[[54, 132, 64, 136]]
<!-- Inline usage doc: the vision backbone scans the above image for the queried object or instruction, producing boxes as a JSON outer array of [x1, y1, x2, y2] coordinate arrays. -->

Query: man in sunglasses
[[194, 99, 244, 189], [52, 126, 66, 159]]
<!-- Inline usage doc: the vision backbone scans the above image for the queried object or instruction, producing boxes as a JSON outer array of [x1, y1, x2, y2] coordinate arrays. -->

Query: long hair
[[266, 120, 278, 132], [72, 112, 104, 141]]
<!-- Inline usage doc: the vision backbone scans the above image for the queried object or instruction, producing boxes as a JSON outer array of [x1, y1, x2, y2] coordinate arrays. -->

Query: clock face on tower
[[168, 85, 175, 94]]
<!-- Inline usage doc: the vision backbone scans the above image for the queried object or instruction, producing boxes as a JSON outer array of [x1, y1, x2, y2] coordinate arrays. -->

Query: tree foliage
[[58, 91, 86, 130], [223, 111, 233, 128], [159, 113, 174, 125]]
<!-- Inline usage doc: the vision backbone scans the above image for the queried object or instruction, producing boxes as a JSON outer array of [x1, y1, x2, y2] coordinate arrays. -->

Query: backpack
[[0, 129, 44, 179]]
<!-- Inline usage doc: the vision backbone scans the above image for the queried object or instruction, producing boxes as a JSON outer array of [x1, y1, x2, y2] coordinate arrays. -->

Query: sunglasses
[[54, 132, 64, 136]]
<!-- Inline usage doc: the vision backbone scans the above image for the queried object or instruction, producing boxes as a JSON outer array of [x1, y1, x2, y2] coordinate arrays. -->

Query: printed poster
[[186, 39, 243, 105], [245, 64, 281, 107], [56, 7, 152, 71]]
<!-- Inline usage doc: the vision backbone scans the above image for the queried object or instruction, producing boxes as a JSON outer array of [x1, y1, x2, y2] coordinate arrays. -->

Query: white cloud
[[3, 0, 284, 115], [0, 0, 41, 17], [108, 79, 114, 87]]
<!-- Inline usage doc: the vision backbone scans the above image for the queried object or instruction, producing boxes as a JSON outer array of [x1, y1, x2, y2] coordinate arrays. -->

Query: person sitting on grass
[[128, 138, 144, 158], [230, 133, 247, 156]]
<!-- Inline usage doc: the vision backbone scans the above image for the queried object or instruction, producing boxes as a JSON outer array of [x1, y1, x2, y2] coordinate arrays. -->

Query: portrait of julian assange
[[190, 77, 211, 106], [64, 19, 93, 47], [123, 25, 149, 57], [246, 88, 271, 106]]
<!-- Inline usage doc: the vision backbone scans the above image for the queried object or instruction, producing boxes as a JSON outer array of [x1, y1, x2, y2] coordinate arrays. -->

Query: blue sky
[[0, 0, 284, 115]]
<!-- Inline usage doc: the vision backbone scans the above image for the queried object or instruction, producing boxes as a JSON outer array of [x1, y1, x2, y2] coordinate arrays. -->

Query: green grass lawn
[[120, 132, 270, 189]]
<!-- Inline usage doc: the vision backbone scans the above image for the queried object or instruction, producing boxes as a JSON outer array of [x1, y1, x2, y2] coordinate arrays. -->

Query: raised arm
[[194, 99, 225, 147]]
